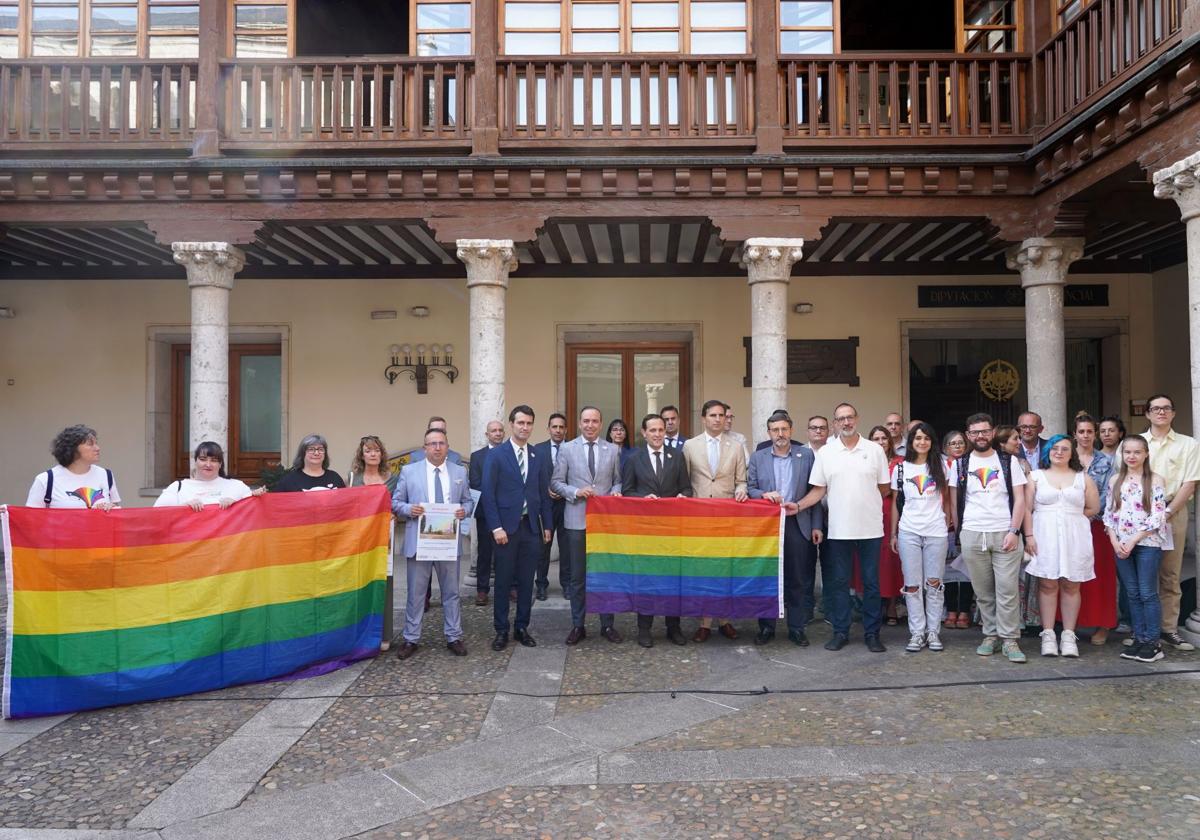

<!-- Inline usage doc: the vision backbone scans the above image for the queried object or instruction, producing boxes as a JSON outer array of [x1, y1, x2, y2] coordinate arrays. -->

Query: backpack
[[44, 468, 114, 507], [954, 451, 1014, 533]]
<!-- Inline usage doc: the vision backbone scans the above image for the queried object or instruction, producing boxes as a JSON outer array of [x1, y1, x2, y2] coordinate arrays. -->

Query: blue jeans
[[825, 537, 882, 638], [1114, 544, 1163, 644]]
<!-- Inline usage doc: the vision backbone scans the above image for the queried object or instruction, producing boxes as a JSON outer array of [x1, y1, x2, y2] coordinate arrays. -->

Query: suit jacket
[[532, 438, 567, 528], [663, 434, 688, 451], [481, 439, 552, 536], [550, 435, 623, 530], [684, 433, 748, 498], [747, 443, 825, 538], [391, 460, 473, 558], [622, 445, 693, 499], [468, 445, 493, 528]]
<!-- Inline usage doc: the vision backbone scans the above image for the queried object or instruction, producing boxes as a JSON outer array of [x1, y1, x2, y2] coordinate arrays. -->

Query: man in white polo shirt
[[797, 402, 891, 652]]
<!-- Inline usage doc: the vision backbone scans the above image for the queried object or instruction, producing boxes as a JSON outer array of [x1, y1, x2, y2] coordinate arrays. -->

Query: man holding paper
[[391, 427, 473, 660]]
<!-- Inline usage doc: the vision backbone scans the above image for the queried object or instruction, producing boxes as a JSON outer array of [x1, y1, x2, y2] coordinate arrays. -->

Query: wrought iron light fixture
[[385, 343, 458, 394]]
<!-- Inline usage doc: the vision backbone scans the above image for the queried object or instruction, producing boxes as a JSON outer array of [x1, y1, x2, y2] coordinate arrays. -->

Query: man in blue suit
[[747, 411, 825, 647], [468, 419, 505, 606], [481, 405, 553, 650], [391, 427, 474, 660]]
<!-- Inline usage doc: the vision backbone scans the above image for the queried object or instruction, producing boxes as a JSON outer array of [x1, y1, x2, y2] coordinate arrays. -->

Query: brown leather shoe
[[692, 626, 712, 643], [565, 626, 586, 645], [396, 641, 418, 660], [600, 626, 623, 644], [719, 623, 738, 640], [446, 640, 467, 656], [475, 592, 489, 606]]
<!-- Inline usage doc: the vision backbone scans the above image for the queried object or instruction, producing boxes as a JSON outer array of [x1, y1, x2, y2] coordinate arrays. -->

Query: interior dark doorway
[[840, 0, 955, 51], [295, 0, 410, 56]]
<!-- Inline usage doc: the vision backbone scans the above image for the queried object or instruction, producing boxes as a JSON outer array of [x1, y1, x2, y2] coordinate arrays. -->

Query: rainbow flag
[[585, 497, 783, 619], [2, 487, 391, 719]]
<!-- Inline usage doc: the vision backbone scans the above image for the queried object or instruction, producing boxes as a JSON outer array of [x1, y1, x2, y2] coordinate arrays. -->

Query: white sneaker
[[905, 633, 925, 653], [926, 632, 943, 651], [1060, 629, 1079, 658], [1040, 629, 1059, 657]]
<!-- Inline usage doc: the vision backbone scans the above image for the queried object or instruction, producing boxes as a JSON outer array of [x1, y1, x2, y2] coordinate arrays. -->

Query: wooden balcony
[[0, 60, 196, 149], [779, 53, 1031, 143], [1037, 0, 1184, 130], [220, 58, 473, 150]]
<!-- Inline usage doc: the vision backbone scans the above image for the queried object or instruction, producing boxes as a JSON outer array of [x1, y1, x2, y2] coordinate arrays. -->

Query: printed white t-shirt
[[25, 464, 121, 509], [891, 460, 947, 538], [153, 477, 253, 508], [949, 451, 1027, 532]]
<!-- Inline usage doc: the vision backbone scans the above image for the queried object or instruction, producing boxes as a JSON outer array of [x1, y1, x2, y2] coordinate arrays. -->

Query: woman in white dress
[[1022, 434, 1100, 657], [155, 441, 264, 510]]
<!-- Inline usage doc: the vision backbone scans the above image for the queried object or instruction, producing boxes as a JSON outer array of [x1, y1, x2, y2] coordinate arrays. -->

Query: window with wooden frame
[[0, 0, 19, 57], [1053, 0, 1091, 30], [7, 0, 198, 58], [30, 0, 80, 56], [414, 0, 471, 55], [956, 0, 1020, 53], [778, 0, 836, 54], [230, 0, 289, 57]]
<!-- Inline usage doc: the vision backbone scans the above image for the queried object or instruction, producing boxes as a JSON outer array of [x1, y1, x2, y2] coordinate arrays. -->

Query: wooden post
[[753, 0, 783, 154], [472, 0, 500, 156], [192, 0, 225, 157]]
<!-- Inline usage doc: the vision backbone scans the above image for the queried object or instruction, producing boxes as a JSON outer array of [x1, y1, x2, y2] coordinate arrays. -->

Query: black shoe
[[824, 633, 848, 651], [637, 628, 653, 648], [1119, 640, 1143, 660], [513, 629, 537, 647], [865, 634, 886, 653], [535, 585, 548, 601], [754, 627, 775, 645], [1160, 631, 1196, 651], [491, 633, 508, 651], [1135, 642, 1165, 663], [666, 625, 687, 646], [787, 629, 809, 647]]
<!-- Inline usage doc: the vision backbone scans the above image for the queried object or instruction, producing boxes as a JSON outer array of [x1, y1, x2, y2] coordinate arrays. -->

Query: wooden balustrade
[[1038, 0, 1183, 128], [779, 54, 1030, 141], [0, 60, 195, 145], [497, 57, 755, 143], [220, 58, 473, 145]]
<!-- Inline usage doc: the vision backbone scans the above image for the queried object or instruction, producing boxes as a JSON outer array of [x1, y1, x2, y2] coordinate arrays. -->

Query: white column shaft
[[458, 240, 517, 453], [742, 238, 804, 442]]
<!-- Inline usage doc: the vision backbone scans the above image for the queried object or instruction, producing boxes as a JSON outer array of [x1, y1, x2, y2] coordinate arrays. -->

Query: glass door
[[567, 342, 690, 444]]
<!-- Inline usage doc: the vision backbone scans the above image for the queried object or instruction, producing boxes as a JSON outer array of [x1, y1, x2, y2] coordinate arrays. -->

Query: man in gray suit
[[551, 405, 624, 644], [747, 411, 825, 647], [391, 427, 474, 660]]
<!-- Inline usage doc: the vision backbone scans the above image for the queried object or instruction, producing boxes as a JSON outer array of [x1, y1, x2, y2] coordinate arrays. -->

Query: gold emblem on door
[[978, 359, 1020, 402]]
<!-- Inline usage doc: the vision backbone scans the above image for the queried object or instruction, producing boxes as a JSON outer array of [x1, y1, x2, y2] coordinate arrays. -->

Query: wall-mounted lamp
[[793, 302, 814, 314], [385, 343, 458, 394], [409, 305, 431, 318], [0, 306, 15, 319]]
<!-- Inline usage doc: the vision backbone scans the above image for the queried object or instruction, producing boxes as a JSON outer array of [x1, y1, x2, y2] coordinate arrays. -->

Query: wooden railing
[[779, 54, 1030, 140], [220, 58, 472, 144], [498, 57, 755, 142], [0, 60, 196, 144], [1038, 0, 1184, 128]]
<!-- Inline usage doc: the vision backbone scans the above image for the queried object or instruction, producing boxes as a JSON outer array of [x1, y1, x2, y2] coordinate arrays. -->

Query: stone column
[[458, 239, 517, 453], [1154, 150, 1200, 639], [1005, 237, 1083, 436], [742, 238, 804, 441], [172, 242, 245, 454]]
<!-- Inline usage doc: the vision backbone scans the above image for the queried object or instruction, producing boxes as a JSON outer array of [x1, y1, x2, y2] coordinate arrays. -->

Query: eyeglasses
[[425, 441, 448, 448], [1016, 424, 1040, 431], [966, 429, 993, 437], [807, 425, 828, 431], [1147, 405, 1173, 414], [833, 416, 855, 424], [306, 446, 326, 453]]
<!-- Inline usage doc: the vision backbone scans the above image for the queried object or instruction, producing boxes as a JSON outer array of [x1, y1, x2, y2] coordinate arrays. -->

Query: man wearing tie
[[747, 411, 824, 647], [661, 405, 688, 450], [391, 427, 473, 659], [551, 406, 625, 644], [481, 406, 553, 651], [533, 412, 569, 601], [469, 419, 505, 606], [623, 412, 694, 647], [683, 399, 749, 642]]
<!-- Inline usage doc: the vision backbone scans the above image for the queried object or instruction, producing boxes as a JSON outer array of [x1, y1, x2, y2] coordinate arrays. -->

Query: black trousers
[[759, 517, 817, 634], [492, 517, 539, 634], [475, 519, 495, 594], [536, 520, 568, 591]]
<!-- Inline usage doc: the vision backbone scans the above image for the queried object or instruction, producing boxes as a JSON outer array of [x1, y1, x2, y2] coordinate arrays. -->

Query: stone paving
[[1, 559, 1198, 839]]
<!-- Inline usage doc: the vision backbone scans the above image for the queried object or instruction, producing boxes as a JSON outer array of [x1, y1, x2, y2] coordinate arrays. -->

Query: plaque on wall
[[917, 284, 1109, 308], [742, 337, 860, 387]]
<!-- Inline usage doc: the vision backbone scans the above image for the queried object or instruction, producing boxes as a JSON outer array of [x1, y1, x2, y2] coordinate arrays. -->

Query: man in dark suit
[[469, 419, 505, 606], [623, 412, 694, 648], [660, 405, 688, 450], [532, 412, 568, 601], [481, 405, 553, 651], [747, 411, 825, 647]]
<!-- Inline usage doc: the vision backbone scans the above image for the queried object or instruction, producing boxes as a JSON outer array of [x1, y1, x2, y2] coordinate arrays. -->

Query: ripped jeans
[[897, 530, 949, 637]]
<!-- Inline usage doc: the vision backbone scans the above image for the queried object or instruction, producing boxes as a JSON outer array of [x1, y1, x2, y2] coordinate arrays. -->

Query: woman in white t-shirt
[[155, 441, 262, 511], [25, 424, 122, 510], [889, 422, 951, 653]]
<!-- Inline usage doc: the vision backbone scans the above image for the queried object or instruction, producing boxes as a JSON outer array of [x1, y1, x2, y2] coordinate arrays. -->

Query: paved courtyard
[[2, 563, 1199, 840]]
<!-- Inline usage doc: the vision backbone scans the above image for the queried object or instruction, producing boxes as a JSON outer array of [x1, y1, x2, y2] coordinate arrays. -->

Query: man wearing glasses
[[1140, 394, 1199, 651], [1016, 412, 1047, 466], [949, 413, 1028, 663]]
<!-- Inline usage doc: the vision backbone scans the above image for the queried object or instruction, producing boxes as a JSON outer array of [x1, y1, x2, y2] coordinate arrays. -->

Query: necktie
[[708, 438, 719, 475], [587, 441, 596, 480], [433, 467, 444, 503], [517, 447, 527, 516], [552, 443, 559, 465], [654, 450, 662, 476]]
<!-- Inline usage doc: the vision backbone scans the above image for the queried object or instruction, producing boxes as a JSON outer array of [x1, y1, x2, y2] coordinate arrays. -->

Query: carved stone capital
[[172, 242, 246, 289], [741, 237, 805, 284], [1153, 150, 1200, 221], [457, 239, 518, 288], [1005, 237, 1085, 288]]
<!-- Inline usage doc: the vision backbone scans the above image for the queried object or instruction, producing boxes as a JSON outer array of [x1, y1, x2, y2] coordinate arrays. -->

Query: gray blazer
[[550, 435, 623, 530], [391, 460, 473, 559], [747, 443, 825, 539]]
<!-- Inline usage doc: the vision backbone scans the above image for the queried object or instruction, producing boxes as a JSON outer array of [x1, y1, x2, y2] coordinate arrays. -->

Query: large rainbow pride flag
[[2, 487, 390, 719], [585, 497, 783, 619]]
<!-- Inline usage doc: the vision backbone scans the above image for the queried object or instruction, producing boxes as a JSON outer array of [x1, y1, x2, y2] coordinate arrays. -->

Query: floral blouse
[[1102, 478, 1173, 549]]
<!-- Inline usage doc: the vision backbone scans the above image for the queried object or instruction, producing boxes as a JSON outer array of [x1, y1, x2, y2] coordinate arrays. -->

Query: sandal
[[955, 614, 970, 629], [944, 612, 959, 628]]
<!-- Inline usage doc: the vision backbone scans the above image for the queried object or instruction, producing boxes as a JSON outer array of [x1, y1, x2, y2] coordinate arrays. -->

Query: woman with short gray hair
[[273, 434, 346, 492]]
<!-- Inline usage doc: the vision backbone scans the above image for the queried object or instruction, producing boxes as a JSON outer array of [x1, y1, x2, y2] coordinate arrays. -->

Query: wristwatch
[[1008, 527, 1022, 535]]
